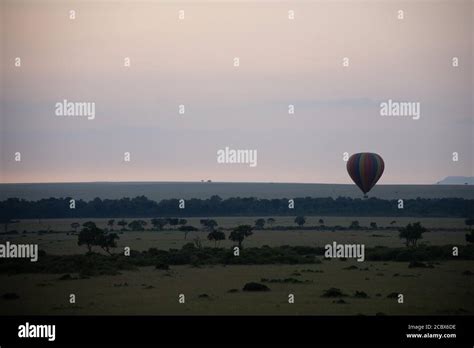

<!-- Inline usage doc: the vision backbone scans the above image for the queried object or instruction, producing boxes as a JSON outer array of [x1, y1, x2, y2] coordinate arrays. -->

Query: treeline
[[0, 195, 472, 219]]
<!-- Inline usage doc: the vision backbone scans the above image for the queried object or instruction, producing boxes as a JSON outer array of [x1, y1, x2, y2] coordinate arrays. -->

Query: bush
[[408, 260, 433, 268], [155, 262, 170, 270], [2, 292, 19, 300], [333, 299, 347, 304], [353, 291, 369, 298], [243, 282, 270, 292], [260, 278, 311, 284], [58, 274, 73, 280], [321, 288, 347, 298], [1, 244, 472, 278]]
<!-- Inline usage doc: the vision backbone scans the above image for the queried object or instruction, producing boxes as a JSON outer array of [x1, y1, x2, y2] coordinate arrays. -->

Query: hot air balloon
[[346, 153, 384, 196]]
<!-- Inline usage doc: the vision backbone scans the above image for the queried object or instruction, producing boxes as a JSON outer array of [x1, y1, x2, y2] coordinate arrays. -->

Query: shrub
[[58, 274, 73, 280], [2, 292, 20, 300], [155, 262, 170, 270], [408, 260, 433, 268], [260, 278, 310, 284], [243, 282, 270, 292], [321, 288, 347, 298], [333, 299, 347, 304], [353, 291, 369, 298], [343, 265, 358, 270]]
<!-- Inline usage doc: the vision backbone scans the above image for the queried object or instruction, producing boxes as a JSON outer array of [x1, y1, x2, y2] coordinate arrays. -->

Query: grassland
[[1, 261, 472, 315], [1, 215, 472, 315], [3, 216, 470, 255]]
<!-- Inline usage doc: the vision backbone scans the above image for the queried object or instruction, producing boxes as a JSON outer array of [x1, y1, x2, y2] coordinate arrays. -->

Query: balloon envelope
[[346, 153, 385, 194]]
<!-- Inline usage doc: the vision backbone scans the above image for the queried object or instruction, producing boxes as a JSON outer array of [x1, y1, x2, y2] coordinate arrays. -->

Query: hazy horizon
[[1, 180, 473, 202], [1, 177, 473, 185]]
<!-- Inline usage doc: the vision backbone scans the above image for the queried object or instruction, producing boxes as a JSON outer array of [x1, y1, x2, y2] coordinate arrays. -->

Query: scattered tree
[[370, 222, 377, 229], [107, 219, 115, 231], [200, 219, 218, 232], [466, 231, 474, 244], [97, 232, 120, 255], [128, 220, 147, 231], [349, 220, 360, 230], [77, 221, 102, 253], [151, 218, 168, 231], [465, 219, 474, 244], [0, 217, 17, 233], [77, 221, 120, 254], [179, 225, 198, 240], [318, 219, 324, 225], [228, 225, 253, 249], [254, 218, 265, 229], [208, 229, 226, 247], [117, 220, 128, 231], [399, 222, 427, 247], [167, 218, 180, 227], [294, 216, 306, 227], [267, 218, 275, 227], [465, 218, 474, 232]]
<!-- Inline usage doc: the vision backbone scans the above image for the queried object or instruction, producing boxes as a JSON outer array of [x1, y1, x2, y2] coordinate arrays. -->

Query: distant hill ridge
[[436, 176, 473, 185], [1, 182, 473, 201]]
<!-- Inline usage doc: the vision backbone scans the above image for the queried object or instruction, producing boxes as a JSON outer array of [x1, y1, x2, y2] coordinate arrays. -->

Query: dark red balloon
[[347, 153, 385, 194]]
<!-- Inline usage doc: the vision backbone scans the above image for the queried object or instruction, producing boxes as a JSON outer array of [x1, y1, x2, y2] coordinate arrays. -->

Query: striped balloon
[[346, 153, 385, 194]]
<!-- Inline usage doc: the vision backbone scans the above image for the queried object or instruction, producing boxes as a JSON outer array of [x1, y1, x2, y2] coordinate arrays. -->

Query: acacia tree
[[200, 219, 218, 232], [77, 221, 102, 253], [266, 218, 275, 228], [179, 225, 198, 240], [128, 220, 147, 231], [77, 221, 119, 254], [465, 219, 474, 244], [399, 222, 427, 247], [349, 220, 360, 230], [107, 219, 115, 231], [151, 218, 168, 231], [294, 216, 306, 227], [229, 225, 253, 249], [0, 217, 17, 233], [466, 231, 474, 244], [167, 218, 180, 227], [97, 232, 120, 255], [208, 229, 226, 247], [465, 219, 474, 232], [117, 220, 128, 231], [254, 218, 265, 229]]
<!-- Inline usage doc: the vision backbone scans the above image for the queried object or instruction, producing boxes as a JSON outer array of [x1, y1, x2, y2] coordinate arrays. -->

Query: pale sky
[[0, 0, 472, 184]]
